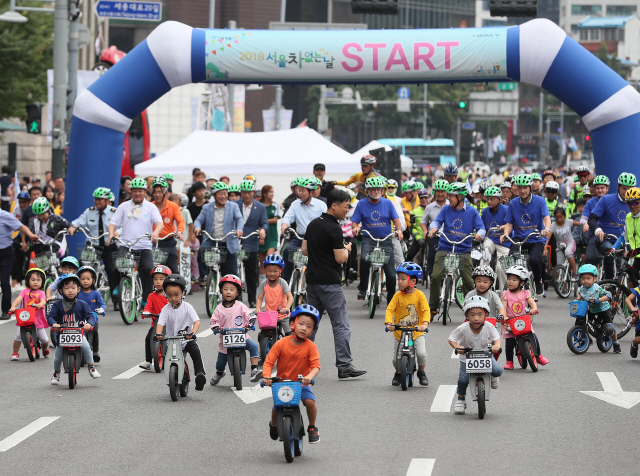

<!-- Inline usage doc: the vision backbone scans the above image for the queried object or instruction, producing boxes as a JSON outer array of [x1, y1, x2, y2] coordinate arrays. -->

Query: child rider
[[139, 265, 171, 370]]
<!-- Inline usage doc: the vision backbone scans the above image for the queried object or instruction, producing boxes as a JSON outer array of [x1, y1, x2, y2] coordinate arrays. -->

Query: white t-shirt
[[550, 220, 574, 244], [111, 199, 162, 250], [464, 289, 502, 317], [158, 301, 199, 349], [448, 321, 500, 362]]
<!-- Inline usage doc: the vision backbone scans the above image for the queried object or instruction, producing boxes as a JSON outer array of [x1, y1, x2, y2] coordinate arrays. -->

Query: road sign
[[462, 122, 475, 130], [96, 1, 162, 21], [397, 98, 410, 112], [397, 87, 411, 99], [498, 82, 517, 91]]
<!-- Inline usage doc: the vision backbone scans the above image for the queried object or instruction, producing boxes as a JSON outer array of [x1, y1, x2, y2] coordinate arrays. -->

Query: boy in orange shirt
[[263, 304, 321, 443], [139, 265, 171, 370]]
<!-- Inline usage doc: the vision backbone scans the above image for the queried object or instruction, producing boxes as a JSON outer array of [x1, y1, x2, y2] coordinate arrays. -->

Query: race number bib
[[465, 354, 492, 373], [59, 329, 83, 347], [223, 333, 246, 348]]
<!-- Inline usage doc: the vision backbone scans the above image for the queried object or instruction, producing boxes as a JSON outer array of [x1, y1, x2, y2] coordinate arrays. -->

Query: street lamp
[[0, 10, 28, 22]]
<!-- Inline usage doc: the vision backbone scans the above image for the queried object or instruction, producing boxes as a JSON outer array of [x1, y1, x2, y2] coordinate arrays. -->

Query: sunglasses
[[628, 201, 640, 207]]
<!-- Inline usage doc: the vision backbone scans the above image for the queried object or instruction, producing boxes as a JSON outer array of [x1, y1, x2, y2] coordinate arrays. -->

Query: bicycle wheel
[[552, 264, 571, 299], [24, 330, 36, 362], [368, 270, 379, 319], [399, 355, 409, 391], [442, 276, 452, 326], [598, 279, 633, 338], [290, 269, 301, 311], [523, 339, 538, 372], [567, 325, 590, 354], [205, 271, 219, 316], [97, 271, 110, 304], [180, 366, 189, 397], [153, 340, 164, 373], [516, 345, 527, 369], [259, 333, 275, 363], [169, 365, 179, 401], [118, 276, 136, 325], [294, 414, 304, 456], [596, 331, 613, 353], [282, 416, 294, 463], [233, 354, 242, 390], [477, 379, 486, 420], [68, 353, 76, 389], [455, 275, 464, 309]]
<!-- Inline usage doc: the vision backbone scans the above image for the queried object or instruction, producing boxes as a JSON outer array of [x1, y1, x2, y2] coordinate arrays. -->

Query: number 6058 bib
[[466, 354, 491, 373]]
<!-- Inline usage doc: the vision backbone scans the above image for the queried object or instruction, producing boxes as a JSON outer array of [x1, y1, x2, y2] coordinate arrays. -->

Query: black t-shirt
[[187, 202, 204, 222], [305, 213, 344, 285]]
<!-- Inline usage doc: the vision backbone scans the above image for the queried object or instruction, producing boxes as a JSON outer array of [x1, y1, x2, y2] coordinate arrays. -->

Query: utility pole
[[455, 117, 461, 165], [560, 102, 565, 165], [422, 83, 428, 139], [274, 0, 286, 131], [52, 0, 69, 178], [67, 0, 81, 129], [538, 91, 544, 163]]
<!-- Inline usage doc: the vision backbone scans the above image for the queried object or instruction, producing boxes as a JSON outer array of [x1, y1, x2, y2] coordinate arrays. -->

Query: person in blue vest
[[481, 186, 510, 290], [500, 174, 551, 296], [427, 182, 485, 316], [587, 172, 636, 279]]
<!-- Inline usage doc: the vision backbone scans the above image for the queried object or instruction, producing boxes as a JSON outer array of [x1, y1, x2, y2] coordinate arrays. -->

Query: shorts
[[635, 329, 640, 337], [392, 333, 427, 367], [14, 327, 49, 343], [272, 385, 315, 410], [557, 240, 576, 261]]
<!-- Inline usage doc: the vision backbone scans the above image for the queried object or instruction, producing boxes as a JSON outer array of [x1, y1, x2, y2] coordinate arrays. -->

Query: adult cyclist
[[336, 154, 379, 200], [401, 181, 419, 226], [566, 165, 590, 214], [427, 182, 485, 316], [151, 176, 185, 274], [481, 186, 510, 290], [443, 163, 459, 184], [419, 179, 449, 277]]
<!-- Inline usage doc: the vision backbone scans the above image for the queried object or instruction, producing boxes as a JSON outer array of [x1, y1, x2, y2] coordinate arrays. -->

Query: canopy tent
[[351, 140, 414, 173], [134, 127, 360, 176]]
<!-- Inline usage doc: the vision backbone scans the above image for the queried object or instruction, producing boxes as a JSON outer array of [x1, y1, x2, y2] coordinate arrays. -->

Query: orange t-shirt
[[262, 336, 320, 381], [157, 200, 185, 238], [259, 278, 288, 317]]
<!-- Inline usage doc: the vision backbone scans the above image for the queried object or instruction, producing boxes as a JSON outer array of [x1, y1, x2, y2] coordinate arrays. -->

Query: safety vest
[[410, 206, 425, 240], [545, 198, 558, 214], [626, 213, 640, 249]]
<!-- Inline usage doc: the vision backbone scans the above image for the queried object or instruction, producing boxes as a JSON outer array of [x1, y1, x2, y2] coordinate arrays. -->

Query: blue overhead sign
[[397, 87, 411, 99], [96, 1, 162, 21]]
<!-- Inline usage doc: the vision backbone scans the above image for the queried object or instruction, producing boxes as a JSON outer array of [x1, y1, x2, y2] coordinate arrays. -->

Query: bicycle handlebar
[[384, 325, 429, 333], [436, 231, 475, 246], [198, 230, 236, 242], [284, 228, 304, 241], [260, 375, 315, 387], [113, 233, 150, 249], [33, 230, 68, 246], [239, 230, 261, 241], [361, 230, 396, 242], [501, 231, 540, 246], [76, 227, 110, 241]]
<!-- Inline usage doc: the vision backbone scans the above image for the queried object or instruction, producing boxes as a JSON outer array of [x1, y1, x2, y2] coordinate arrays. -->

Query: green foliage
[[0, 1, 53, 120], [306, 83, 471, 137], [593, 42, 624, 79]]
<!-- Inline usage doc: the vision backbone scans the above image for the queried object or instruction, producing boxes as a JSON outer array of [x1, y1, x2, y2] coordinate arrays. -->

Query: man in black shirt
[[0, 166, 12, 212], [187, 181, 207, 287], [313, 163, 335, 199], [302, 189, 366, 379]]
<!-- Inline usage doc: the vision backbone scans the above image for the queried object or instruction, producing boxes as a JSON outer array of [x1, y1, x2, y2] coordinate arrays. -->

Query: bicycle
[[434, 231, 474, 326], [361, 230, 396, 319], [257, 310, 289, 363], [10, 306, 40, 362], [54, 322, 92, 389], [32, 230, 68, 290], [112, 233, 149, 325], [596, 244, 634, 339], [155, 328, 194, 401], [237, 230, 260, 291], [460, 344, 500, 420], [260, 376, 315, 463], [504, 312, 539, 371], [284, 229, 308, 310], [499, 231, 541, 302], [214, 325, 255, 390], [76, 227, 111, 304], [198, 230, 236, 316], [141, 311, 166, 373], [567, 300, 614, 354], [385, 325, 428, 391], [151, 232, 177, 266]]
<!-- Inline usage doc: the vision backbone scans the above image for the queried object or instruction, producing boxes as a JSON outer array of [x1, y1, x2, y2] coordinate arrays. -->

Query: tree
[[594, 42, 624, 79], [0, 1, 54, 120]]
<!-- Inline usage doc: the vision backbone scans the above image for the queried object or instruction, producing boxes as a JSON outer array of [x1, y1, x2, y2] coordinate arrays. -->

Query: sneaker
[[491, 376, 499, 389], [210, 371, 225, 386], [269, 422, 278, 441], [417, 371, 429, 386], [51, 372, 60, 385], [631, 344, 638, 358], [613, 343, 622, 354], [535, 281, 544, 295], [88, 366, 101, 379], [307, 425, 320, 444], [43, 348, 50, 358], [357, 290, 365, 300], [139, 361, 151, 370], [10, 352, 19, 361], [537, 355, 549, 365], [391, 372, 401, 386], [93, 352, 100, 363], [504, 361, 514, 370], [195, 373, 206, 391], [454, 400, 466, 415], [250, 367, 262, 382]]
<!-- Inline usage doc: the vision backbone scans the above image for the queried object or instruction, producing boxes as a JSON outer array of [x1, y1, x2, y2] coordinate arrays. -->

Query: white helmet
[[505, 265, 529, 281], [387, 179, 398, 188], [472, 265, 496, 283], [472, 183, 481, 194], [545, 180, 559, 191], [463, 295, 490, 315], [179, 193, 189, 208]]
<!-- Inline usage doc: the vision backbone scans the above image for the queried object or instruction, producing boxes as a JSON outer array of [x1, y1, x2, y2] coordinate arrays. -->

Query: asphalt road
[[1, 282, 638, 475]]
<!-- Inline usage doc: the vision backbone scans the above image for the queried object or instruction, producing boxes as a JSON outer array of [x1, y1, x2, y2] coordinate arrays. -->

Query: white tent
[[351, 140, 414, 173]]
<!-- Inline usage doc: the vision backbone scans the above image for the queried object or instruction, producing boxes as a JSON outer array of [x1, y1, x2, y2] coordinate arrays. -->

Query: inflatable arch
[[66, 18, 640, 226]]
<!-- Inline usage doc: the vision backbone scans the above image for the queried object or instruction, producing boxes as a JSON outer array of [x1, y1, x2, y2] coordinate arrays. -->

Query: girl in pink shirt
[[10, 268, 49, 361], [500, 266, 549, 368]]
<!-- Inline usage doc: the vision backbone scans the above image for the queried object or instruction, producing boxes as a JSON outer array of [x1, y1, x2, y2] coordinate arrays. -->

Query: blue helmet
[[444, 163, 458, 176], [263, 253, 285, 269], [61, 256, 80, 269], [57, 273, 80, 291], [578, 264, 598, 278], [289, 304, 320, 328], [77, 266, 97, 284], [396, 261, 423, 280], [17, 191, 30, 200]]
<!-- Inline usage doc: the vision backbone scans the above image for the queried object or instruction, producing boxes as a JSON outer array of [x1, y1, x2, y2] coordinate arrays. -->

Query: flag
[[567, 136, 578, 151]]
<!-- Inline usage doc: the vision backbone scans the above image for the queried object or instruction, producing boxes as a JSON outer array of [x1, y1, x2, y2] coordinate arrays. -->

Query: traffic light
[[585, 134, 590, 142], [25, 103, 42, 135], [459, 101, 466, 109], [351, 0, 399, 15], [489, 1, 538, 18]]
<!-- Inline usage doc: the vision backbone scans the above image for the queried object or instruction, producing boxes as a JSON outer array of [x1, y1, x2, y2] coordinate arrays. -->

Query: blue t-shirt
[[430, 204, 485, 253], [77, 289, 106, 322], [0, 209, 22, 249], [481, 204, 510, 247], [504, 195, 549, 244], [590, 193, 628, 238], [581, 196, 600, 223], [351, 197, 399, 239]]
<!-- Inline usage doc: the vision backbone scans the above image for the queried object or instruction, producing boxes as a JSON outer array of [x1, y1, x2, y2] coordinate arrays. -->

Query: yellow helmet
[[625, 187, 640, 202]]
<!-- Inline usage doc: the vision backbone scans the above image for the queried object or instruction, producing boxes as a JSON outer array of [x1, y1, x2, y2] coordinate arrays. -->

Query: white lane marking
[[430, 385, 457, 412], [197, 329, 213, 338], [112, 365, 145, 379], [0, 417, 60, 452], [451, 349, 458, 359], [581, 372, 640, 409], [233, 371, 277, 404], [0, 316, 16, 325], [406, 458, 436, 476]]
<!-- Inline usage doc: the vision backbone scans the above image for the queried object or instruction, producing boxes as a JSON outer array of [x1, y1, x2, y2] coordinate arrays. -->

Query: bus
[[377, 138, 455, 167]]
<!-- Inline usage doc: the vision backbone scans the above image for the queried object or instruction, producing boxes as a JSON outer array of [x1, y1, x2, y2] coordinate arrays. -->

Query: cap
[[313, 163, 326, 171]]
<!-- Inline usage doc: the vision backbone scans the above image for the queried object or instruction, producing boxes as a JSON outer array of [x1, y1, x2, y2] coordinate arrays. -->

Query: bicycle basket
[[514, 252, 529, 268], [257, 311, 279, 330], [113, 253, 136, 272], [77, 245, 102, 264], [439, 253, 464, 270], [288, 247, 308, 266], [200, 248, 227, 267], [272, 381, 302, 407], [569, 300, 588, 318], [499, 256, 516, 270], [35, 252, 59, 269], [152, 247, 169, 265], [362, 246, 389, 264], [237, 244, 252, 262]]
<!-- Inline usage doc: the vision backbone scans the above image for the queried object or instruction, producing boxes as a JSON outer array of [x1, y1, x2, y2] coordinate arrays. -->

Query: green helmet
[[32, 196, 50, 215], [618, 172, 637, 187], [293, 177, 316, 190], [108, 192, 115, 202], [514, 174, 533, 187], [228, 184, 241, 193], [573, 175, 579, 183], [593, 175, 610, 186], [163, 172, 175, 181], [365, 176, 386, 189], [130, 178, 147, 189], [414, 182, 425, 190], [211, 182, 229, 194], [239, 179, 255, 192], [93, 187, 111, 199], [531, 173, 542, 182], [401, 181, 417, 192], [311, 177, 322, 187], [152, 176, 168, 189], [447, 182, 468, 197], [432, 179, 449, 194], [484, 186, 502, 198]]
